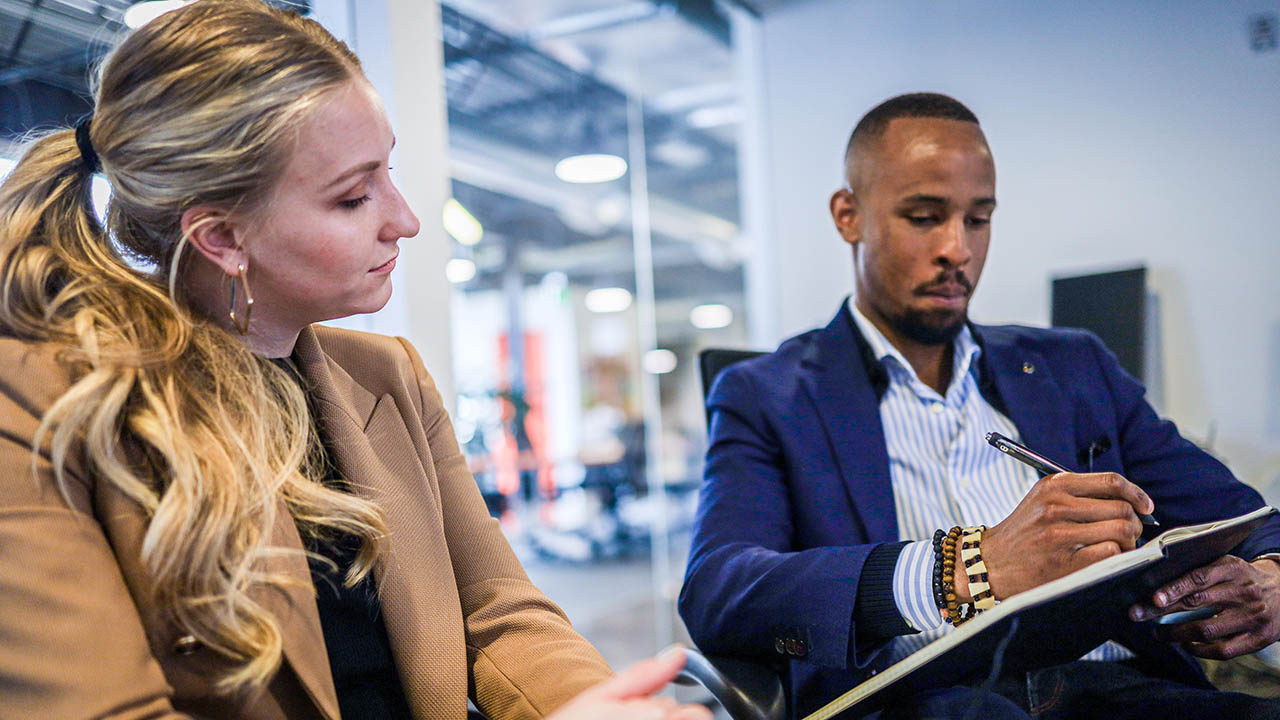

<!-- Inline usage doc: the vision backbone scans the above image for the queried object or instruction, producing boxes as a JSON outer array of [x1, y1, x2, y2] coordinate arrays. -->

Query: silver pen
[[985, 431, 1159, 527]]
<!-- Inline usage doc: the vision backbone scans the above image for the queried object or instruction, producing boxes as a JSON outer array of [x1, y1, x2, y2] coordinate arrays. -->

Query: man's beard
[[894, 305, 967, 345], [892, 269, 973, 345]]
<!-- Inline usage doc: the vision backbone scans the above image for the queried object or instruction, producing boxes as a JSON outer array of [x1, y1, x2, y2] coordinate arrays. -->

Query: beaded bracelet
[[931, 528, 947, 613], [960, 525, 997, 613], [939, 526, 969, 624]]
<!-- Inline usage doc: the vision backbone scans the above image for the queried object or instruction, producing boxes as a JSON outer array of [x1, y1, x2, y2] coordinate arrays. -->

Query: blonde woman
[[0, 1, 711, 719]]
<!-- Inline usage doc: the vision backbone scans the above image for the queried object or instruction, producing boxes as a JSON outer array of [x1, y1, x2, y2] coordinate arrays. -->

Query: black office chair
[[664, 348, 788, 720], [698, 348, 767, 427], [675, 647, 786, 720]]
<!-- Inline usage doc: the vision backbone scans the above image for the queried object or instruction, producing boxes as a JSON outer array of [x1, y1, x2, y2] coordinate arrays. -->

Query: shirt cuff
[[892, 539, 944, 633]]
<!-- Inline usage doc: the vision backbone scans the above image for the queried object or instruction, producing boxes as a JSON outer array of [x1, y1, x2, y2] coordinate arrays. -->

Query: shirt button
[[930, 403, 944, 415]]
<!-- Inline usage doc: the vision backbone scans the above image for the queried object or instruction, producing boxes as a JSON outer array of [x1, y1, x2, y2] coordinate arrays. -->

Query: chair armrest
[[674, 648, 786, 720]]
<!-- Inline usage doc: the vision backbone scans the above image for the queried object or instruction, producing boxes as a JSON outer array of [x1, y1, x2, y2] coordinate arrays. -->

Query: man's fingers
[[1047, 498, 1143, 529], [1067, 516, 1143, 552], [1156, 607, 1247, 645], [1056, 472, 1153, 515], [579, 646, 687, 701], [1182, 632, 1269, 661], [1070, 540, 1122, 567], [1150, 557, 1238, 609]]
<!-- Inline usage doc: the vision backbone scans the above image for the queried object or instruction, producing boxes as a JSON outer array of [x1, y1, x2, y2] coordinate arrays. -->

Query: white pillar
[[728, 6, 780, 349], [313, 0, 456, 409]]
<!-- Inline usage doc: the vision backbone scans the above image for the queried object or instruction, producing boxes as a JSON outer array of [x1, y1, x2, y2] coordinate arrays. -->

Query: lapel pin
[[1022, 362, 1035, 374]]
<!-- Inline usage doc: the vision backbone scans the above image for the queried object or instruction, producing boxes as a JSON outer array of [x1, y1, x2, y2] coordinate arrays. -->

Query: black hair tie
[[74, 116, 101, 175]]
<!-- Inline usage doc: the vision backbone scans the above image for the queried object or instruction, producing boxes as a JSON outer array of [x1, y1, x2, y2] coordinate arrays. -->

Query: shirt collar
[[847, 296, 982, 395]]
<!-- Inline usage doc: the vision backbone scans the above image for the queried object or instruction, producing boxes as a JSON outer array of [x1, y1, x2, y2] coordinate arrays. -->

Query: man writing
[[678, 93, 1280, 719]]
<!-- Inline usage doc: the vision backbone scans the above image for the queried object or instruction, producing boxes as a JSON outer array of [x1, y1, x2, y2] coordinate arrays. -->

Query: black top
[[271, 357, 413, 720]]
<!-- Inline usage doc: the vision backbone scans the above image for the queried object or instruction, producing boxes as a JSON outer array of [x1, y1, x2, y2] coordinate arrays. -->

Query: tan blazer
[[0, 325, 611, 719]]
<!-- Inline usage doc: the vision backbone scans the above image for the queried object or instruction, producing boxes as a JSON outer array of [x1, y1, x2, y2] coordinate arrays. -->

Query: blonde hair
[[0, 0, 388, 692]]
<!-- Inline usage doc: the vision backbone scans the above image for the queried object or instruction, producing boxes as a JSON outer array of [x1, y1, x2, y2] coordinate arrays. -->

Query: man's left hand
[[1129, 556, 1280, 660]]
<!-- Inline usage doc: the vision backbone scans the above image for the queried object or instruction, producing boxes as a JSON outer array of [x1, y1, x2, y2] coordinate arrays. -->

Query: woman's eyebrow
[[324, 160, 381, 190]]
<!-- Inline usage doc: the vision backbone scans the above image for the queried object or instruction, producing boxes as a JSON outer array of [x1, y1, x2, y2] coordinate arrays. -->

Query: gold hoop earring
[[229, 264, 254, 336]]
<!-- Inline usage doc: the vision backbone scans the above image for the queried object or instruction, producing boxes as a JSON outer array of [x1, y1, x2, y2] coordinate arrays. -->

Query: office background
[[1, 0, 1277, 703]]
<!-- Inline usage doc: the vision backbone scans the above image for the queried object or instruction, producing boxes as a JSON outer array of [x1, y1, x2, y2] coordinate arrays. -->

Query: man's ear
[[829, 188, 861, 247], [181, 206, 246, 276]]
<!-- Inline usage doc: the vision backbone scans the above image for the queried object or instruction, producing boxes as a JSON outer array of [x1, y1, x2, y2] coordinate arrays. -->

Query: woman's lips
[[370, 252, 398, 273]]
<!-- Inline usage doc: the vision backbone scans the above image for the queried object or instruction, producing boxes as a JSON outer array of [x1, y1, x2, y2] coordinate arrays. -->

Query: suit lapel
[[975, 327, 1079, 472], [800, 307, 898, 543], [259, 503, 342, 720], [293, 327, 469, 718]]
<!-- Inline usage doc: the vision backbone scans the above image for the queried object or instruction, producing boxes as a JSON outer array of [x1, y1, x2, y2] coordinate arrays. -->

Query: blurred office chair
[[698, 349, 768, 426], [468, 646, 784, 720], [675, 647, 786, 720], [676, 348, 788, 720]]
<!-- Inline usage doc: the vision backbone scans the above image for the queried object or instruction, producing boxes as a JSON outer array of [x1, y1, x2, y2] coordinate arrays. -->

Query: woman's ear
[[181, 206, 246, 276], [829, 188, 861, 247]]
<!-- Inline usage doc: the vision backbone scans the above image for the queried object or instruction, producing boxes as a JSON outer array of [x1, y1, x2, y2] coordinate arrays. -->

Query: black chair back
[[698, 348, 766, 426]]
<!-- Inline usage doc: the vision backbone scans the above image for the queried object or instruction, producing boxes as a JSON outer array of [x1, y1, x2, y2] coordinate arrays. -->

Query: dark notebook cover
[[806, 506, 1277, 719]]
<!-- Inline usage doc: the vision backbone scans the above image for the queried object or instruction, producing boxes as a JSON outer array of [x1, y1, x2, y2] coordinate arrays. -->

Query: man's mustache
[[914, 271, 973, 296]]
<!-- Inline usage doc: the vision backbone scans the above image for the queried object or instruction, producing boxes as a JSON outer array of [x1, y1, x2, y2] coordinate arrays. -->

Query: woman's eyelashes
[[338, 194, 371, 210]]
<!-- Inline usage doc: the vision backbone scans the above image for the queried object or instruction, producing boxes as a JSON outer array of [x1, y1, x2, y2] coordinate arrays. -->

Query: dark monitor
[[1051, 267, 1146, 380]]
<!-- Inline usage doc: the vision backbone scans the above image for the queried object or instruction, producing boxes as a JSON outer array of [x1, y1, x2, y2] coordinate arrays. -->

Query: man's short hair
[[844, 92, 980, 167]]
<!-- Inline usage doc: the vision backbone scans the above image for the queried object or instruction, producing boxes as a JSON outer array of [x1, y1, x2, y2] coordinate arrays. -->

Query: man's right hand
[[973, 472, 1153, 601]]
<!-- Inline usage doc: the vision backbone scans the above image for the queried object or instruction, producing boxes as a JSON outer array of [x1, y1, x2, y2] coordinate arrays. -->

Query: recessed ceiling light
[[687, 104, 743, 129], [643, 348, 677, 375], [445, 258, 477, 284], [690, 303, 733, 329], [555, 153, 627, 184], [123, 1, 192, 29], [585, 287, 632, 313]]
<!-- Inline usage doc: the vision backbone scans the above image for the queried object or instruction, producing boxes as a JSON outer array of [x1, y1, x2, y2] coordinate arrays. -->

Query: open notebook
[[804, 506, 1278, 720]]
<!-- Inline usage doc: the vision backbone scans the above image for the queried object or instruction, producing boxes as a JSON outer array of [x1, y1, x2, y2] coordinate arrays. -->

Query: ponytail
[[0, 0, 389, 693]]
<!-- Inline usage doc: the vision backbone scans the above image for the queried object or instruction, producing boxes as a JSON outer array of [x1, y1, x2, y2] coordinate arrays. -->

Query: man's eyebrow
[[900, 194, 948, 205], [899, 194, 998, 208], [325, 160, 380, 190]]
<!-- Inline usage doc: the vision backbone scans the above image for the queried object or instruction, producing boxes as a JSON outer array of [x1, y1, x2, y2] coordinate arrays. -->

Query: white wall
[[739, 0, 1280, 485]]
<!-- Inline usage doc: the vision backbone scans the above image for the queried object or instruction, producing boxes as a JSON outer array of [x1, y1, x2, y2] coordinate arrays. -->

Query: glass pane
[[439, 0, 748, 675]]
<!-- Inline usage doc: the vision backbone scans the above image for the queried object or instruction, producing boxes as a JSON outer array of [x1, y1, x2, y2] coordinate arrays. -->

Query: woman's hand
[[548, 646, 714, 720]]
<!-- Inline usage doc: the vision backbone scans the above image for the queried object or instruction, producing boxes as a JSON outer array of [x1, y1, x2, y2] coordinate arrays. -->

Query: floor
[[515, 530, 732, 715]]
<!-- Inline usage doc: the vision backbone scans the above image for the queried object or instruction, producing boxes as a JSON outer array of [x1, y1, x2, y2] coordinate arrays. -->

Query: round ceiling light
[[445, 258, 477, 284], [643, 349, 678, 375], [690, 303, 733, 329], [123, 1, 192, 28], [584, 287, 632, 313], [554, 153, 627, 184]]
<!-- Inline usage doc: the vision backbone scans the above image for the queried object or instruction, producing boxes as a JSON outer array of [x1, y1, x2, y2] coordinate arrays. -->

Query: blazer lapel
[[975, 327, 1079, 472], [293, 327, 469, 718], [259, 503, 342, 720], [800, 306, 898, 543]]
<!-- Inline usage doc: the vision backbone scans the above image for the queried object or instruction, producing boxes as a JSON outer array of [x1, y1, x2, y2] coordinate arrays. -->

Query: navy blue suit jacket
[[678, 303, 1280, 718]]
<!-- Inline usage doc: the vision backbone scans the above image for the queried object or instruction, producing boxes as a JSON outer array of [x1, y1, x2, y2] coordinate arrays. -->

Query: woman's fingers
[[575, 645, 687, 701]]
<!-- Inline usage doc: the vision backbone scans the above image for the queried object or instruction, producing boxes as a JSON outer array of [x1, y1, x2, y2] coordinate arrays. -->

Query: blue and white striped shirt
[[847, 299, 1131, 664]]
